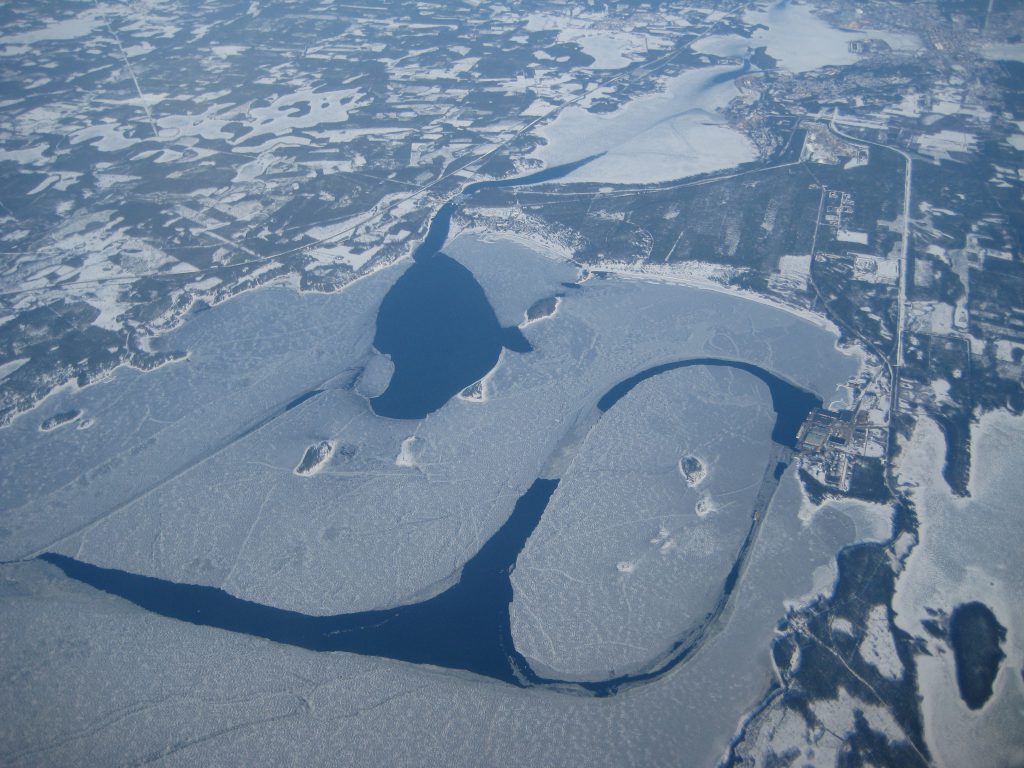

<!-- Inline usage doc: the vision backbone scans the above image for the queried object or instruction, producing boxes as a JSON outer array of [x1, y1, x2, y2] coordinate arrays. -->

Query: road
[[828, 111, 912, 370], [827, 111, 913, 490]]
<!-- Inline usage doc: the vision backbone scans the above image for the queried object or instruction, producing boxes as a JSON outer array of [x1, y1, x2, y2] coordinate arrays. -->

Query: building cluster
[[797, 408, 855, 490], [796, 387, 890, 494]]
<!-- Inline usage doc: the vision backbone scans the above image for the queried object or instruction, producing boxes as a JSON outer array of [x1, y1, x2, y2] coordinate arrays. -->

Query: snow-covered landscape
[[2, 0, 1023, 764]]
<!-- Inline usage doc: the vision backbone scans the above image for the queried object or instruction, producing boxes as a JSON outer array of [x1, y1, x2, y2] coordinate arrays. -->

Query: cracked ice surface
[[0, 236, 857, 617], [0, 456, 872, 767], [445, 232, 579, 328], [511, 365, 776, 678]]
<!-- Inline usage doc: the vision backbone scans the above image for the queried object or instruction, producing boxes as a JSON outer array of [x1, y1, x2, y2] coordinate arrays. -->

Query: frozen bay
[[0, 232, 871, 766], [1, 234, 858, 617]]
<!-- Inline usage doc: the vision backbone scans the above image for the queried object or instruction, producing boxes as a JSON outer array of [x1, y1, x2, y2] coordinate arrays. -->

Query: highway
[[828, 111, 913, 491], [828, 111, 912, 371]]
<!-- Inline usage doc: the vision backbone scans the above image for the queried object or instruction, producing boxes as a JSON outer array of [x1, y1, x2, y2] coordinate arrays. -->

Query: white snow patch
[[836, 229, 869, 245], [395, 436, 420, 468], [916, 130, 977, 161], [778, 254, 811, 278], [982, 42, 1024, 62], [858, 604, 904, 680], [5, 8, 106, 44], [524, 11, 672, 70], [832, 617, 854, 635]]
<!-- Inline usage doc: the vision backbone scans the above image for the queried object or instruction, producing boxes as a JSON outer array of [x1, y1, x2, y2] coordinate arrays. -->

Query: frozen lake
[[693, 2, 861, 73], [531, 65, 758, 184]]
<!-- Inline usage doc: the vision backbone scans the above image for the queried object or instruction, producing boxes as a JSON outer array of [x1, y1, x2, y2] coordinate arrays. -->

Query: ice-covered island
[[294, 440, 334, 476], [679, 455, 707, 487]]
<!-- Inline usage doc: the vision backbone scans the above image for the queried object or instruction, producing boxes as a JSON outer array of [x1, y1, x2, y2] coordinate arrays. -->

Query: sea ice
[[511, 365, 776, 678], [0, 443, 873, 768], [0, 235, 860, 621], [0, 240, 862, 764]]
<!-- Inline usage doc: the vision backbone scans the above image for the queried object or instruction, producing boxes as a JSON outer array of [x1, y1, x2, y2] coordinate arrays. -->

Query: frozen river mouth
[[40, 352, 818, 696]]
